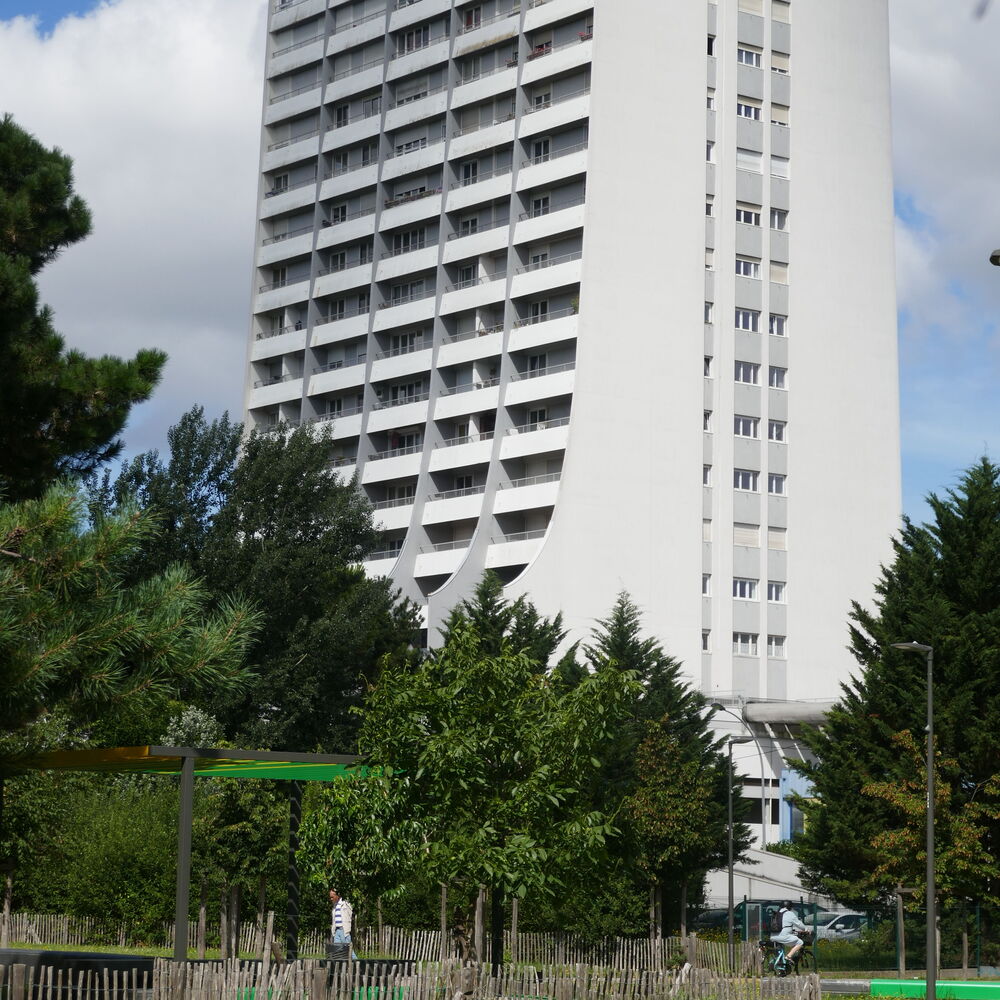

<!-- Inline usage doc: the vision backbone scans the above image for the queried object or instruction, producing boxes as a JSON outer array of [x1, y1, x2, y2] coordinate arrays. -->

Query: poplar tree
[[0, 114, 164, 500]]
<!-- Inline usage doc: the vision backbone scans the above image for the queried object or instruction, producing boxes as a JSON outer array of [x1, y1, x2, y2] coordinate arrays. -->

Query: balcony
[[428, 434, 494, 472], [521, 34, 592, 86], [264, 81, 323, 126], [255, 276, 311, 311], [373, 289, 438, 330], [524, 0, 594, 32], [437, 327, 503, 367], [442, 219, 511, 263], [422, 487, 486, 525], [513, 196, 586, 244], [374, 502, 416, 533], [440, 271, 507, 315], [370, 344, 433, 382], [515, 143, 588, 192], [384, 89, 449, 132], [510, 250, 582, 299], [263, 129, 321, 171], [251, 325, 307, 362], [507, 311, 577, 353], [315, 207, 377, 249], [375, 243, 439, 283], [366, 395, 430, 433], [270, 0, 325, 28], [380, 190, 443, 229], [308, 357, 368, 394], [505, 361, 576, 406], [499, 417, 571, 460], [517, 88, 590, 139], [322, 111, 382, 152], [381, 136, 446, 180], [432, 381, 500, 421], [325, 59, 385, 104], [361, 450, 422, 484], [451, 65, 518, 110], [310, 308, 371, 346], [493, 474, 561, 514], [485, 529, 546, 568], [319, 163, 379, 201], [328, 8, 387, 50], [387, 36, 451, 81], [249, 374, 303, 408], [414, 540, 470, 578]]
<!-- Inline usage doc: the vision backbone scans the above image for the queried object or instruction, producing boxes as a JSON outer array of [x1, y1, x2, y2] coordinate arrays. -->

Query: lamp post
[[891, 641, 935, 1000], [725, 736, 753, 971], [713, 702, 770, 847]]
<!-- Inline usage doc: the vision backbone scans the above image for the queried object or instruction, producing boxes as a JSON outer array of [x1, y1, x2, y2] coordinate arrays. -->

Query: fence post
[[10, 964, 25, 1000], [439, 884, 448, 962], [511, 896, 519, 964], [0, 867, 11, 949]]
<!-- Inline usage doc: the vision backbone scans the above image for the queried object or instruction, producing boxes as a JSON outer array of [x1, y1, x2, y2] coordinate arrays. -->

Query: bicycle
[[758, 934, 816, 977]]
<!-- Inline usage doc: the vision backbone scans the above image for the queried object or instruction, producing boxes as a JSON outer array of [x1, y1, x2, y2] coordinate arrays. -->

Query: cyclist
[[771, 901, 808, 969]]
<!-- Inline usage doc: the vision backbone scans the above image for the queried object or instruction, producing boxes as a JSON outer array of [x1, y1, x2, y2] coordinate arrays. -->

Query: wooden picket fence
[[0, 958, 823, 1000], [2, 915, 759, 973]]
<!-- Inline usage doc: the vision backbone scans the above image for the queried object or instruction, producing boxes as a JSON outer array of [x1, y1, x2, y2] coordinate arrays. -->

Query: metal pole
[[714, 705, 769, 847], [173, 756, 196, 960], [286, 780, 303, 961], [727, 740, 735, 973], [926, 648, 936, 1000]]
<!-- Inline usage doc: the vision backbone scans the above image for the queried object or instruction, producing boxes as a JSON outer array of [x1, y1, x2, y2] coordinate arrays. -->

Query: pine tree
[[0, 114, 164, 500], [795, 459, 1000, 909], [0, 485, 260, 733]]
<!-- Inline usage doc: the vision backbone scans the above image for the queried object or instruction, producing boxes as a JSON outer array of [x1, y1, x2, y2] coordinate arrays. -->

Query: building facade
[[245, 0, 900, 711]]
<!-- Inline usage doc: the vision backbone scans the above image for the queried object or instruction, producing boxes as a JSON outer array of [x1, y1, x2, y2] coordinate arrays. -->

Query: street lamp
[[725, 736, 753, 972], [891, 641, 935, 1000], [713, 702, 770, 847]]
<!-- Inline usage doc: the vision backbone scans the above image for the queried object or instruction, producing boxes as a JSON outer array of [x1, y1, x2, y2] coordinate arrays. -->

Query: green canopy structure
[[0, 745, 361, 960]]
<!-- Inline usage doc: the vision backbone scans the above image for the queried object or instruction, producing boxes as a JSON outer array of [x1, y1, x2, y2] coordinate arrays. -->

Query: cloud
[[0, 0, 267, 454]]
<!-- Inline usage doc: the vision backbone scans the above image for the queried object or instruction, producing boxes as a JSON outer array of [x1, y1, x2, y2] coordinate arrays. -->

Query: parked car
[[812, 912, 869, 941], [693, 908, 730, 931]]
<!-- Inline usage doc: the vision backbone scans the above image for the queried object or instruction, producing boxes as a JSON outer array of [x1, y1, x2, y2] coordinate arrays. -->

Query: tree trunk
[[230, 884, 241, 958], [679, 881, 688, 938], [220, 889, 229, 961], [0, 870, 11, 950], [490, 884, 504, 974], [474, 885, 485, 962], [255, 875, 266, 956], [962, 903, 969, 979], [648, 886, 656, 944], [896, 890, 905, 977]]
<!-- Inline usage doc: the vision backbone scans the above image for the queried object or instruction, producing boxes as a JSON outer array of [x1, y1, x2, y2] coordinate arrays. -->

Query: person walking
[[330, 887, 356, 959]]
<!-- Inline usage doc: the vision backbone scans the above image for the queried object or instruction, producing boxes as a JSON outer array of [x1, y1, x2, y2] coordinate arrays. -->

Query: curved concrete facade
[[246, 0, 900, 703]]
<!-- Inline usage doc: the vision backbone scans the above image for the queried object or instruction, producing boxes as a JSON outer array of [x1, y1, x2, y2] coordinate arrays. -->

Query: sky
[[0, 0, 998, 525]]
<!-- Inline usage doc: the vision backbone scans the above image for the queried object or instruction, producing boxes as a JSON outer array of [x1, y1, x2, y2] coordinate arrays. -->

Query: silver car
[[813, 912, 869, 941]]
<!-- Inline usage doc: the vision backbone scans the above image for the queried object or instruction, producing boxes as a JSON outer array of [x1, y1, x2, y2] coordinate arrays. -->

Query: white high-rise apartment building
[[245, 0, 901, 708]]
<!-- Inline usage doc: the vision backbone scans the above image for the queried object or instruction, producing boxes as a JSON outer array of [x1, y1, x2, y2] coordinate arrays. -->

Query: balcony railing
[[492, 528, 547, 543], [521, 140, 589, 169], [390, 32, 451, 60], [256, 324, 301, 340], [430, 485, 486, 501], [330, 57, 385, 83], [440, 376, 500, 396], [381, 240, 428, 259], [373, 495, 416, 510], [379, 288, 436, 309], [267, 128, 320, 152], [420, 539, 472, 553], [272, 0, 312, 13], [315, 305, 370, 326], [452, 114, 515, 138], [446, 217, 510, 241], [383, 186, 443, 209], [262, 222, 314, 246], [456, 7, 520, 36], [368, 443, 424, 460], [374, 342, 429, 359], [331, 9, 386, 34], [323, 206, 376, 227], [326, 107, 381, 131], [512, 307, 577, 328], [444, 270, 506, 292], [506, 416, 571, 434], [325, 159, 376, 180], [518, 194, 586, 220], [500, 472, 562, 489], [272, 34, 321, 58], [455, 61, 516, 88], [450, 163, 513, 190], [436, 430, 495, 448], [513, 361, 576, 381], [387, 83, 448, 109], [262, 417, 301, 431], [368, 545, 404, 561], [374, 391, 431, 408], [264, 175, 317, 198], [312, 355, 366, 373], [269, 80, 322, 105], [253, 373, 299, 389], [317, 259, 372, 277], [515, 249, 582, 273], [445, 324, 504, 343], [384, 135, 446, 160], [523, 87, 591, 115], [312, 404, 364, 424]]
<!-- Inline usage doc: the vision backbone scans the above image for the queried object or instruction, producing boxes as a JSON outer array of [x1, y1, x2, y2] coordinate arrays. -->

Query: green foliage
[[300, 620, 640, 922], [795, 459, 1000, 909], [91, 411, 421, 751], [0, 484, 261, 733], [0, 114, 164, 501]]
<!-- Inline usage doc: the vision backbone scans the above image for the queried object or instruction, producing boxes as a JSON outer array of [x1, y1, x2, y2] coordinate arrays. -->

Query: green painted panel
[[872, 981, 1000, 999]]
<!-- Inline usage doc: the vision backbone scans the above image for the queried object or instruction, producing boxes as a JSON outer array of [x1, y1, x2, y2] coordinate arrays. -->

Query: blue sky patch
[[3, 1, 101, 35]]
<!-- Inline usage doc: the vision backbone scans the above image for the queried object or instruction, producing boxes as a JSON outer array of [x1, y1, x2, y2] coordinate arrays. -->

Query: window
[[767, 634, 787, 658], [706, 140, 715, 162], [771, 155, 791, 179], [768, 526, 787, 550], [733, 632, 759, 656], [768, 365, 787, 389], [734, 415, 759, 438], [530, 300, 549, 323], [737, 98, 762, 121], [768, 420, 787, 442], [399, 24, 430, 54], [335, 104, 350, 128], [460, 216, 479, 236], [737, 46, 762, 68], [706, 196, 714, 216], [768, 473, 787, 495], [704, 410, 713, 431], [461, 161, 479, 186], [733, 578, 759, 600], [771, 104, 789, 127], [767, 581, 786, 603], [734, 522, 760, 546], [705, 248, 715, 270], [734, 468, 759, 492], [736, 203, 761, 226], [359, 242, 374, 264], [531, 194, 550, 217], [770, 208, 789, 231], [735, 256, 761, 278], [773, 0, 791, 23], [772, 50, 790, 74], [702, 629, 712, 651], [703, 574, 712, 596], [707, 88, 716, 110], [270, 173, 289, 195], [769, 313, 787, 336], [703, 518, 713, 541], [738, 0, 764, 12], [331, 203, 348, 224], [707, 35, 716, 56], [703, 464, 712, 486], [705, 301, 714, 323], [362, 94, 381, 117], [704, 356, 713, 377], [393, 227, 426, 254], [770, 261, 789, 284], [735, 308, 760, 332], [531, 138, 550, 163], [734, 360, 760, 384], [463, 5, 482, 30], [737, 147, 763, 172]]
